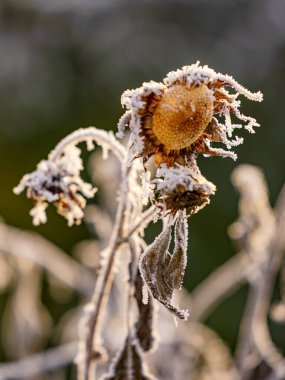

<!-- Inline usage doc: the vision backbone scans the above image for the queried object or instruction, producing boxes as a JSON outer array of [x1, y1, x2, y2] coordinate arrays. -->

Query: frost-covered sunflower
[[117, 62, 263, 167]]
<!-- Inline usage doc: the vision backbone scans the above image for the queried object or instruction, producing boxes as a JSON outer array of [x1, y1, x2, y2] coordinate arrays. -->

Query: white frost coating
[[141, 171, 155, 206], [142, 283, 149, 305], [29, 202, 48, 226], [121, 81, 166, 110], [116, 109, 132, 139], [164, 61, 263, 102], [86, 137, 95, 151]]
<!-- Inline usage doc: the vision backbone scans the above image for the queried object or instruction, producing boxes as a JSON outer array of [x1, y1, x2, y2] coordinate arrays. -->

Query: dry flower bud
[[154, 164, 216, 216]]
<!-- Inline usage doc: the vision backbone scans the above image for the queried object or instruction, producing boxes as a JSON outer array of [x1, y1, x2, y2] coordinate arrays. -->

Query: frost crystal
[[14, 146, 97, 226], [164, 61, 263, 102], [141, 171, 155, 206]]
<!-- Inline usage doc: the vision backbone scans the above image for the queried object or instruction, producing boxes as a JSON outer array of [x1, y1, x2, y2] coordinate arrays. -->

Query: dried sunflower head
[[117, 62, 263, 167], [152, 164, 216, 216]]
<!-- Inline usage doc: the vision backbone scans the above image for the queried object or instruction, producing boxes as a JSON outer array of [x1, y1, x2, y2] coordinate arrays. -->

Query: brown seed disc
[[152, 84, 214, 150]]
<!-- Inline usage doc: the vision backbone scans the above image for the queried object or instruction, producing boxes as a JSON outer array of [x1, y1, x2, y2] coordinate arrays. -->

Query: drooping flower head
[[13, 146, 96, 226], [154, 164, 216, 216], [117, 62, 263, 167]]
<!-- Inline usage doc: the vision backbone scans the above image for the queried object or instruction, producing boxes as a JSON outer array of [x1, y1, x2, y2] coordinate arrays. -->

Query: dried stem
[[77, 165, 155, 380], [77, 178, 129, 380], [234, 176, 285, 378], [0, 342, 77, 379], [249, 184, 285, 377], [48, 127, 126, 164], [121, 205, 157, 243]]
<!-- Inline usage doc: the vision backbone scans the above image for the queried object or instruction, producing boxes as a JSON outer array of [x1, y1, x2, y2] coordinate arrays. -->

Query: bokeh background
[[0, 0, 285, 375]]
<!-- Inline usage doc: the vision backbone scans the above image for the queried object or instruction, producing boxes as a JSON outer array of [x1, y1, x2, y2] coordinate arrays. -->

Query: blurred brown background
[[0, 0, 285, 375]]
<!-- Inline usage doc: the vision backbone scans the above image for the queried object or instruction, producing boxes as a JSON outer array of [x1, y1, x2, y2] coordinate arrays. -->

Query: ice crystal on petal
[[164, 62, 263, 102], [14, 146, 97, 226], [141, 171, 155, 206]]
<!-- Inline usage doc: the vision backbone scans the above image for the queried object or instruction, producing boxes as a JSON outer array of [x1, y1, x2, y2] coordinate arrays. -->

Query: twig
[[250, 184, 285, 377]]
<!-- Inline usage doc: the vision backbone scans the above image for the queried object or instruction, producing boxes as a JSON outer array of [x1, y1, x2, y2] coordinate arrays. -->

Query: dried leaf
[[134, 270, 156, 352], [167, 211, 188, 290], [139, 219, 189, 320], [101, 338, 156, 380]]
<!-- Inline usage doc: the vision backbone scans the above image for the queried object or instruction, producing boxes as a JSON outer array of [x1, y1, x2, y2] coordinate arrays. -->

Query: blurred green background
[[0, 0, 285, 362]]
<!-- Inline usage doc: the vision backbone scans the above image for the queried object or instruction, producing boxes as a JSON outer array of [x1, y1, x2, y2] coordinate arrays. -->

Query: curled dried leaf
[[139, 219, 189, 320], [101, 337, 156, 380], [167, 211, 188, 290]]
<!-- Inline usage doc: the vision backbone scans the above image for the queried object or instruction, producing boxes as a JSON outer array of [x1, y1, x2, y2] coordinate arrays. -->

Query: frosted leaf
[[101, 338, 156, 380], [139, 221, 189, 320], [167, 210, 188, 290], [134, 271, 156, 352]]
